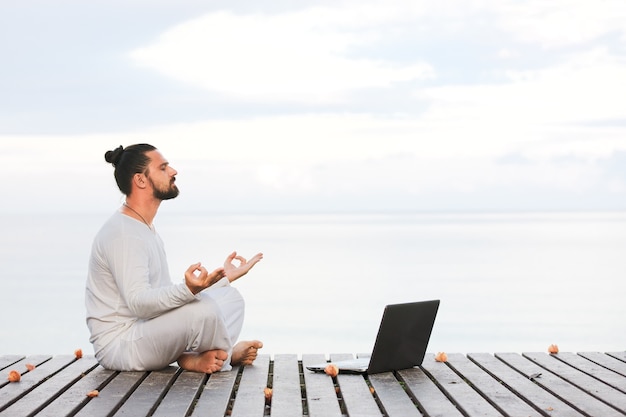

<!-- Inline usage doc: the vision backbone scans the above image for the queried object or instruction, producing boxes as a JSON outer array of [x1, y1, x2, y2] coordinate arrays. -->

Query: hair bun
[[104, 145, 124, 166]]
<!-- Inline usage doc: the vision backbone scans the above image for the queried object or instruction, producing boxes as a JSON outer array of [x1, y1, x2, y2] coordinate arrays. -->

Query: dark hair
[[104, 144, 157, 196]]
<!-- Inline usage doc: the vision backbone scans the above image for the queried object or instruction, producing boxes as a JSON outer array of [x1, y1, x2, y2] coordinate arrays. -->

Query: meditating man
[[85, 143, 263, 372]]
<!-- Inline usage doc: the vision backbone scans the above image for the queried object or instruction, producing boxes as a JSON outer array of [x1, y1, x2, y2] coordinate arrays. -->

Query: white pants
[[96, 285, 245, 371]]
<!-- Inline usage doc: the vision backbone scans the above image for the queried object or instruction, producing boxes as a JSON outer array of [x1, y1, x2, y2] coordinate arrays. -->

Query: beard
[[149, 176, 180, 200]]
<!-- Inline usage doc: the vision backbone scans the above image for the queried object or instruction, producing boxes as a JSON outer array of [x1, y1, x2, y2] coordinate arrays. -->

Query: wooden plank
[[497, 352, 623, 417], [354, 344, 416, 416], [0, 355, 24, 371], [523, 352, 626, 413], [36, 366, 117, 417], [421, 353, 502, 417], [76, 370, 149, 417], [0, 355, 99, 416], [608, 352, 626, 363], [368, 371, 421, 416], [230, 354, 270, 417], [468, 352, 584, 417], [109, 366, 177, 416], [331, 353, 381, 417], [151, 370, 206, 417], [271, 354, 303, 417], [302, 354, 342, 417], [578, 352, 626, 377], [0, 355, 51, 391], [398, 366, 464, 417], [0, 355, 73, 411], [552, 352, 626, 393], [191, 366, 240, 417], [446, 353, 542, 417], [1, 351, 625, 416]]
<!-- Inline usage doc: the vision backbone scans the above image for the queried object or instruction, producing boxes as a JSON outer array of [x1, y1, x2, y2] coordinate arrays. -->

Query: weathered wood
[[578, 352, 626, 378], [0, 356, 99, 416], [523, 352, 626, 413], [302, 353, 343, 417], [399, 366, 465, 417], [271, 354, 303, 417], [2, 352, 625, 416], [152, 370, 206, 417], [76, 370, 149, 416], [110, 366, 176, 416], [369, 371, 421, 416], [467, 352, 584, 417], [36, 366, 117, 417], [0, 355, 51, 395], [190, 366, 240, 417], [331, 353, 381, 417], [552, 352, 626, 393], [608, 352, 626, 363], [0, 355, 25, 371], [421, 352, 501, 417], [0, 355, 72, 411], [229, 354, 270, 417], [497, 352, 624, 417], [446, 352, 542, 417]]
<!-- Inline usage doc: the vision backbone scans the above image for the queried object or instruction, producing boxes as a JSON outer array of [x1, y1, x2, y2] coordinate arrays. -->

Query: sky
[[1, 0, 625, 214]]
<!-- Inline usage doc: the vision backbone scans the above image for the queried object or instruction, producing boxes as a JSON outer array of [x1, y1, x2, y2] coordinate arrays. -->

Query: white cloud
[[2, 1, 625, 212], [416, 46, 626, 160], [130, 8, 434, 102], [125, 2, 626, 162], [494, 0, 626, 48]]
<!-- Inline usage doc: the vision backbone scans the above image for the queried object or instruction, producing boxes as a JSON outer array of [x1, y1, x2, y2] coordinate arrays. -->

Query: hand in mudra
[[224, 251, 263, 283], [185, 262, 226, 295]]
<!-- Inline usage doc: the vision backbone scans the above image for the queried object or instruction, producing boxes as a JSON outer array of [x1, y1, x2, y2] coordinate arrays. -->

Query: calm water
[[0, 210, 624, 356]]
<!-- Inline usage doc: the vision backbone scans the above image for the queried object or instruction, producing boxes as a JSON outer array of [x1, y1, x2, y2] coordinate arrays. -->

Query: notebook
[[306, 300, 440, 374]]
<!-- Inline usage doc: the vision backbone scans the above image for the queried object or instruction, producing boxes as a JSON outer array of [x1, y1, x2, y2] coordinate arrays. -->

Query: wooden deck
[[1, 351, 626, 416]]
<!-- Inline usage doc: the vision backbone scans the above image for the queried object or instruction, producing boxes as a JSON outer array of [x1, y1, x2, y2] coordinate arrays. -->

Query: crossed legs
[[177, 340, 264, 373], [99, 285, 262, 372], [175, 286, 263, 373]]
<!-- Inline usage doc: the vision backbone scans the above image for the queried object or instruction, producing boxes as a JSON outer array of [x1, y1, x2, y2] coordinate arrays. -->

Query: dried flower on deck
[[435, 352, 448, 362], [25, 363, 36, 371], [324, 363, 339, 377], [548, 344, 559, 354], [7, 370, 21, 382], [264, 387, 272, 406], [75, 349, 83, 359], [86, 390, 99, 397]]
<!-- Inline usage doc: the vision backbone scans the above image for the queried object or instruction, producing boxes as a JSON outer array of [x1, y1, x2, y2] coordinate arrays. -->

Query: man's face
[[145, 150, 179, 200]]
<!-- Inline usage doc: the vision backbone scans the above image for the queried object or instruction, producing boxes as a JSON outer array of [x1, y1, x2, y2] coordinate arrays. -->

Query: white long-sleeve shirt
[[85, 212, 226, 354]]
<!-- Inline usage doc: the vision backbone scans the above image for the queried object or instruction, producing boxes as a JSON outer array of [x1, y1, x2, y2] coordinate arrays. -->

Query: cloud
[[1, 1, 625, 213], [494, 0, 626, 48], [168, 147, 624, 213], [420, 48, 626, 119], [126, 2, 626, 157], [129, 7, 434, 102]]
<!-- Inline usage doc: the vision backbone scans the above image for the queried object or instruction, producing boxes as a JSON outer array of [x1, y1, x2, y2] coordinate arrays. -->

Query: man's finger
[[185, 262, 201, 273]]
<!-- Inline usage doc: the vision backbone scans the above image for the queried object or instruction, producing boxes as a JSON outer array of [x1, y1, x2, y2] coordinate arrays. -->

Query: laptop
[[306, 299, 440, 374]]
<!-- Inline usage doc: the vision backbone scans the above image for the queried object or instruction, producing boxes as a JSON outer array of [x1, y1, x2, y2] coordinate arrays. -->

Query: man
[[85, 143, 263, 373]]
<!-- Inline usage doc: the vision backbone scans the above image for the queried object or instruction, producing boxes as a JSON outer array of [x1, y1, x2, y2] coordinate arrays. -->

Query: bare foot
[[231, 340, 263, 366], [177, 349, 228, 373]]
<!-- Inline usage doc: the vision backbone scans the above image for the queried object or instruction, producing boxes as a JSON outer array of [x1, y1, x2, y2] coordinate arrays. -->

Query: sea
[[1, 210, 624, 357]]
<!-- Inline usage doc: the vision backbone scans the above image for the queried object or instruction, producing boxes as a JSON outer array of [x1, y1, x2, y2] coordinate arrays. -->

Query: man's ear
[[133, 173, 147, 189]]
